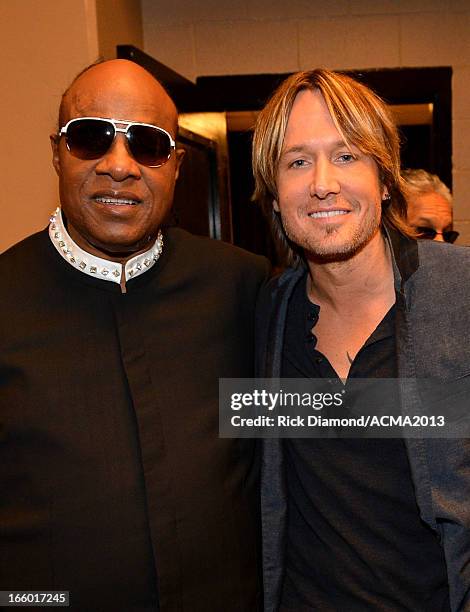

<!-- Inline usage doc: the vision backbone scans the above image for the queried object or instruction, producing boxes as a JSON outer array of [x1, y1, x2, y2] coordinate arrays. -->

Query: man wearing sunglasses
[[0, 59, 268, 610], [403, 168, 458, 244]]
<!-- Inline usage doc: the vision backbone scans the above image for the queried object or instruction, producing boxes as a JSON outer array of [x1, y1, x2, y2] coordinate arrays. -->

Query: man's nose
[[309, 157, 340, 200], [434, 232, 445, 242], [94, 134, 141, 181]]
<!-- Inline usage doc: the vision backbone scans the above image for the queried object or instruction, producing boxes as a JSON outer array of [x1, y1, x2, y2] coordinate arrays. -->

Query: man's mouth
[[94, 196, 140, 206], [308, 210, 348, 219]]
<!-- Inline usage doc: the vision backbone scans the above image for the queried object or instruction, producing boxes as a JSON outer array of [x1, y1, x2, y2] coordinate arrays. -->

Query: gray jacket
[[256, 230, 470, 611]]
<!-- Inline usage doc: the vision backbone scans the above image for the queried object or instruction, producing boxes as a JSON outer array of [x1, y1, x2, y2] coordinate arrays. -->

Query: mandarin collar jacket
[[256, 228, 470, 612]]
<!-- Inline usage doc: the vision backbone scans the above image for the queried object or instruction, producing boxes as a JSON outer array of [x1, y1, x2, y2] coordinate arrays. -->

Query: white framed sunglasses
[[58, 116, 176, 167]]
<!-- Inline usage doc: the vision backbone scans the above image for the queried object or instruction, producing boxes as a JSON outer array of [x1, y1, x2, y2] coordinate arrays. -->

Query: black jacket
[[256, 231, 470, 612], [0, 227, 269, 612]]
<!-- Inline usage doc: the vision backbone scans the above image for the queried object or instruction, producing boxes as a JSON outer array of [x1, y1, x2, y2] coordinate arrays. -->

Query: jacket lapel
[[260, 268, 304, 612], [386, 227, 439, 532]]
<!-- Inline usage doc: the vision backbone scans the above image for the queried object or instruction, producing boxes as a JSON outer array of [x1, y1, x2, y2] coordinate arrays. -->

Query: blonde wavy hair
[[252, 69, 414, 263]]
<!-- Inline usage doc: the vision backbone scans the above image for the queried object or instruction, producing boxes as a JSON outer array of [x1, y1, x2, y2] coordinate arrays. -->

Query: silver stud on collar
[[49, 208, 163, 284]]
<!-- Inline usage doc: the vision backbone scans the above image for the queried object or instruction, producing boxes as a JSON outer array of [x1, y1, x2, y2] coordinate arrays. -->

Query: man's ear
[[50, 134, 60, 176], [174, 148, 185, 180], [273, 199, 280, 212], [380, 181, 390, 201]]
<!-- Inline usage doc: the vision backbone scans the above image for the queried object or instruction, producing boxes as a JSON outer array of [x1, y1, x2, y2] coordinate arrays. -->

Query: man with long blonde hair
[[254, 69, 470, 611]]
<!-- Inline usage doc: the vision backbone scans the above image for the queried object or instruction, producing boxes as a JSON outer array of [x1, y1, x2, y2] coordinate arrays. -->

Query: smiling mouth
[[94, 196, 140, 206], [308, 210, 349, 219]]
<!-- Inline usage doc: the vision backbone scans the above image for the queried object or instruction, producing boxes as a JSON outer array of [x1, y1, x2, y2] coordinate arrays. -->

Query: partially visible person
[[403, 168, 458, 243]]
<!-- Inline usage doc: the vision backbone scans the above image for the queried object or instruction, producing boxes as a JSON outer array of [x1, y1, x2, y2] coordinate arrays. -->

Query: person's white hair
[[402, 169, 452, 205]]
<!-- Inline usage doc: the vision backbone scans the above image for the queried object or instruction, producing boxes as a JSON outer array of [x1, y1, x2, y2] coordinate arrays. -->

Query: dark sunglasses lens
[[416, 227, 436, 239], [444, 231, 459, 244], [66, 119, 114, 159], [128, 125, 171, 166]]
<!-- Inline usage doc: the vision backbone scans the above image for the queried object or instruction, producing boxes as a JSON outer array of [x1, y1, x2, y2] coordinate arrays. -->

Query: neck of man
[[67, 224, 156, 265], [305, 229, 395, 314]]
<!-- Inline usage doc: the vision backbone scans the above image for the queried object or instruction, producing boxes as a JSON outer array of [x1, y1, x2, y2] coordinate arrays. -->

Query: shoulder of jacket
[[0, 229, 48, 269], [416, 240, 470, 271], [166, 226, 270, 274]]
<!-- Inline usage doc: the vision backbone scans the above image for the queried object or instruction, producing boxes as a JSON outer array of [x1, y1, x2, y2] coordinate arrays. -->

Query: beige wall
[[142, 0, 470, 244], [0, 0, 98, 253], [96, 0, 143, 59], [0, 0, 143, 254]]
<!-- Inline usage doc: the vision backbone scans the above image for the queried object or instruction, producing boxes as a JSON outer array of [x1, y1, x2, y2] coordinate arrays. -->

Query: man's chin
[[302, 230, 379, 265], [81, 234, 158, 262], [102, 243, 154, 260], [305, 247, 360, 265], [283, 210, 383, 264]]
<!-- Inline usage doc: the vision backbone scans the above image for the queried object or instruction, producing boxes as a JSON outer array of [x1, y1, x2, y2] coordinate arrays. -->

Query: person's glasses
[[416, 226, 459, 243], [58, 117, 176, 167]]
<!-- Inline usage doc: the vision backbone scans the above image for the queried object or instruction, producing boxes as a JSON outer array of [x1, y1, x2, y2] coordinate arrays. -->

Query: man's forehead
[[61, 61, 177, 127], [290, 88, 325, 116], [414, 192, 451, 213], [66, 90, 163, 119], [408, 192, 452, 223], [282, 90, 353, 151], [286, 90, 338, 136]]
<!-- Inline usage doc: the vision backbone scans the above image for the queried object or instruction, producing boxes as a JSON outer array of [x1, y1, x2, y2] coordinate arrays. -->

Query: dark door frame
[[117, 45, 452, 188]]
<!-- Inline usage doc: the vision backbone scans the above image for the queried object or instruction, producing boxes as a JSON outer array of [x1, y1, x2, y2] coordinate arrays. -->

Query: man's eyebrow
[[280, 145, 307, 155], [280, 139, 351, 156]]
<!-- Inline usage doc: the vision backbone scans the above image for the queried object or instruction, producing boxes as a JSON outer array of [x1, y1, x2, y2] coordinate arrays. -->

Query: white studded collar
[[48, 207, 163, 285]]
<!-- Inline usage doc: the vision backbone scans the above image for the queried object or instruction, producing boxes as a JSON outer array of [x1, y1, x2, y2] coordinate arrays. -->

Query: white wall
[[143, 0, 470, 243]]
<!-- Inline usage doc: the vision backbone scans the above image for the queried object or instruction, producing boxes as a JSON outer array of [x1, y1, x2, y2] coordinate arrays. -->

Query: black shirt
[[280, 273, 450, 611]]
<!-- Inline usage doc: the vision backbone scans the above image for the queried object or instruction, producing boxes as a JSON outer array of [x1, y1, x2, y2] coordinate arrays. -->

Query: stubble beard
[[281, 203, 381, 264]]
